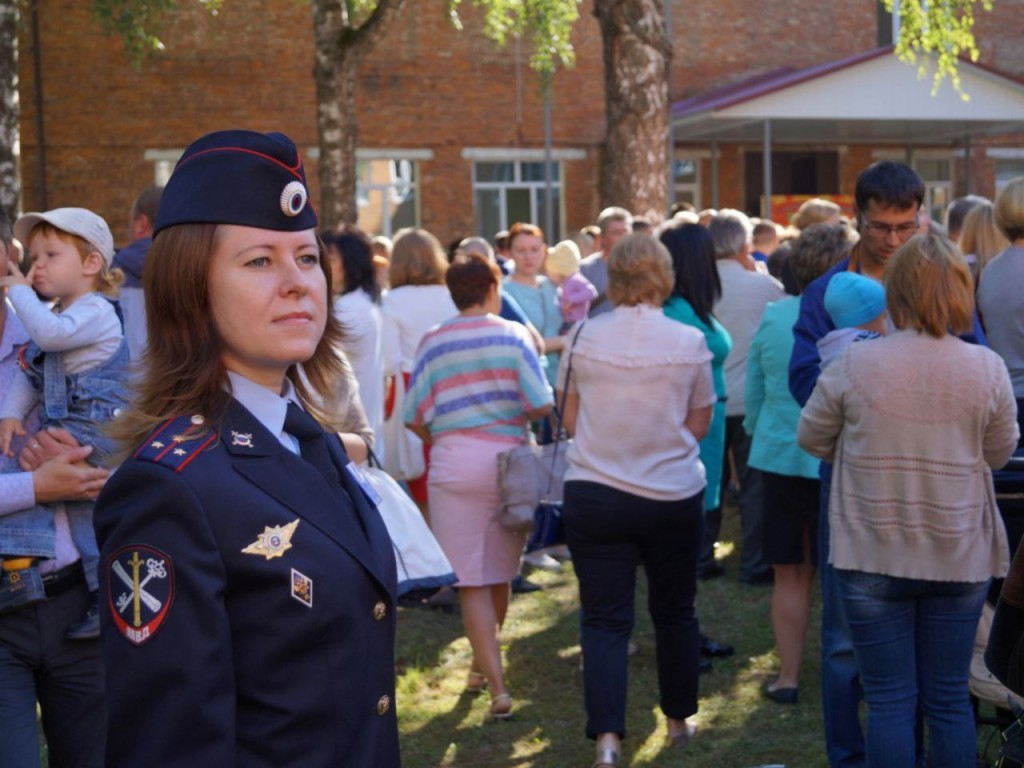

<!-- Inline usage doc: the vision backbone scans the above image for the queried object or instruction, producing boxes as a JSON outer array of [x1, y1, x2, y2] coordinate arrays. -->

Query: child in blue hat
[[817, 271, 888, 369]]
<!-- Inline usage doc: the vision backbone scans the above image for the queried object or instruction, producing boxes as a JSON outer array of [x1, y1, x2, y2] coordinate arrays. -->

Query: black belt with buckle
[[41, 561, 85, 599]]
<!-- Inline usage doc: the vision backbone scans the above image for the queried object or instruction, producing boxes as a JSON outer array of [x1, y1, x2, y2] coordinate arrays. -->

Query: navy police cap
[[153, 129, 317, 238]]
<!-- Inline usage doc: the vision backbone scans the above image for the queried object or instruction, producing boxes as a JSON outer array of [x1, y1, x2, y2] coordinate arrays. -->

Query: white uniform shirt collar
[[226, 370, 301, 454]]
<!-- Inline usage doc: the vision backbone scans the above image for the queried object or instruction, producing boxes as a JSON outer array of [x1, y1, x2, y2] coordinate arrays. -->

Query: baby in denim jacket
[[0, 208, 128, 639]]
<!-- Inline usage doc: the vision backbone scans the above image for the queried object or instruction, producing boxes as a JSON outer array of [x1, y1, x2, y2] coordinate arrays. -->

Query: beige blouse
[[557, 304, 716, 502]]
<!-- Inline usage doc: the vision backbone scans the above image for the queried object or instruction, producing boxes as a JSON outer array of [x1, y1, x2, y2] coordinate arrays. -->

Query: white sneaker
[[523, 551, 561, 571]]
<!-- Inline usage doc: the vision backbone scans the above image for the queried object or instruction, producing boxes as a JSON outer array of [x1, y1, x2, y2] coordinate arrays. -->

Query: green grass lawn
[[395, 511, 830, 768], [394, 511, 1010, 768]]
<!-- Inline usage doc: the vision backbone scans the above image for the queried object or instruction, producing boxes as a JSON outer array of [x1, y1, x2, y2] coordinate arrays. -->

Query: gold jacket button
[[377, 694, 391, 716], [373, 601, 387, 621]]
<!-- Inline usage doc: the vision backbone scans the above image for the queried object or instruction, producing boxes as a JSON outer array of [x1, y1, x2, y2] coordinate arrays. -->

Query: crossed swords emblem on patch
[[107, 545, 174, 646]]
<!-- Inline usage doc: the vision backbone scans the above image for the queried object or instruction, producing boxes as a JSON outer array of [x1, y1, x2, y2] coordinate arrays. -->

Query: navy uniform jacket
[[94, 399, 401, 768]]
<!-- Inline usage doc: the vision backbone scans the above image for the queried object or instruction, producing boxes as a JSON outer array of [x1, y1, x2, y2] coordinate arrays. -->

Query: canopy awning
[[671, 47, 1024, 145]]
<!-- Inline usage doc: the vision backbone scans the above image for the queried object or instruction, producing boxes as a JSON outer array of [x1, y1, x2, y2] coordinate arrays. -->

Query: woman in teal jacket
[[745, 223, 853, 703], [660, 223, 732, 571]]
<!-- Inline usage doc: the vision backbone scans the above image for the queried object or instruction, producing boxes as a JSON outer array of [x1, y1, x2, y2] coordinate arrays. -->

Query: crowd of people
[[2, 131, 1024, 768]]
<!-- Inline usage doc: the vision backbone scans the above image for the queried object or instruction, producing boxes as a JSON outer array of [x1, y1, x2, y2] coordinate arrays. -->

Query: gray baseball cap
[[13, 208, 116, 265]]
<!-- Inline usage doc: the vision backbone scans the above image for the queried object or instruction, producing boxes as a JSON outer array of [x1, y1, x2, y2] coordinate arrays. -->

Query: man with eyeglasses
[[789, 160, 923, 768], [789, 161, 988, 767]]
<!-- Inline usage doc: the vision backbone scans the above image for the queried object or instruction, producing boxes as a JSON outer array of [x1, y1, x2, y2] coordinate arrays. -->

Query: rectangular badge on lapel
[[291, 568, 313, 608]]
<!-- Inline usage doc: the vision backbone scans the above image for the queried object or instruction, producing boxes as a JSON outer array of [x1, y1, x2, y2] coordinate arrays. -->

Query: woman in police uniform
[[94, 130, 401, 768]]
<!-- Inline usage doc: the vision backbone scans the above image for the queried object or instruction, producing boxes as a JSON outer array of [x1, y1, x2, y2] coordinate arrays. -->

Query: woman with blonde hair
[[559, 233, 715, 765], [791, 198, 841, 231], [978, 176, 1024, 445], [799, 233, 1019, 767], [960, 201, 1009, 282], [380, 227, 457, 505]]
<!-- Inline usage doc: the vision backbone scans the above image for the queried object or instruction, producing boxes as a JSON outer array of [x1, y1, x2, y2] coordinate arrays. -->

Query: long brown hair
[[111, 223, 347, 459]]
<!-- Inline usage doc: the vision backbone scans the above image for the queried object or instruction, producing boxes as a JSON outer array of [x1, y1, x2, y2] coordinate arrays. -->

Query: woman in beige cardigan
[[798, 234, 1019, 768]]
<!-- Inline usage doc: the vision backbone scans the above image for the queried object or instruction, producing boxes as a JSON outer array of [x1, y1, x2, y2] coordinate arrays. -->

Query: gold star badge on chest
[[241, 519, 300, 560]]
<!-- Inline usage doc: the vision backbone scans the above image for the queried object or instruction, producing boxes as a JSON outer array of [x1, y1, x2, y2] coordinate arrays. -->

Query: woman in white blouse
[[323, 226, 384, 460], [379, 228, 457, 505], [557, 234, 715, 767]]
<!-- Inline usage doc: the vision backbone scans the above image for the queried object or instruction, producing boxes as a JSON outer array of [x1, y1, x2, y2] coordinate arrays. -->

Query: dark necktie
[[284, 402, 341, 489]]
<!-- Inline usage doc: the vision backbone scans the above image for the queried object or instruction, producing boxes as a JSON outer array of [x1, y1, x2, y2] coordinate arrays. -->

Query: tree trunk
[[593, 0, 671, 223], [0, 0, 20, 226], [313, 0, 406, 229]]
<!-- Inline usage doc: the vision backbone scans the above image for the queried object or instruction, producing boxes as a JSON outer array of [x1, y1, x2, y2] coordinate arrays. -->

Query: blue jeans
[[0, 337, 129, 591], [836, 569, 987, 768], [819, 473, 866, 768], [564, 481, 704, 739]]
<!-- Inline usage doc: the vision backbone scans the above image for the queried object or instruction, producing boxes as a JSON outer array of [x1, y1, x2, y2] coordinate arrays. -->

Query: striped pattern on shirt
[[404, 315, 552, 440]]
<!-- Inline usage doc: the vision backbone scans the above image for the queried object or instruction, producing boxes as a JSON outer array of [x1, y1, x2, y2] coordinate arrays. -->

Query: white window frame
[[673, 153, 702, 210], [988, 149, 1024, 194], [144, 149, 185, 186], [354, 150, 431, 238], [464, 148, 583, 239], [912, 153, 954, 224]]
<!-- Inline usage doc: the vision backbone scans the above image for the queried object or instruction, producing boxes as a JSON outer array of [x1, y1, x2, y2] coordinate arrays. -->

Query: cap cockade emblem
[[280, 181, 308, 217]]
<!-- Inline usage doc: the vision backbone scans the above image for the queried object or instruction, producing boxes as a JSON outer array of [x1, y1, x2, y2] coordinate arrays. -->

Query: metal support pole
[[543, 84, 554, 238], [763, 120, 772, 220], [963, 133, 973, 194], [711, 140, 719, 210]]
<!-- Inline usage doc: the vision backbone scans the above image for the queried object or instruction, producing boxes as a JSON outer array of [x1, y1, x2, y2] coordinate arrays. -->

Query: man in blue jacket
[[789, 161, 922, 768]]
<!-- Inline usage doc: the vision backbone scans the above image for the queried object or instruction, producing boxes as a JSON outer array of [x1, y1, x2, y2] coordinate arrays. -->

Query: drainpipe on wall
[[31, 0, 47, 209], [665, 0, 674, 211]]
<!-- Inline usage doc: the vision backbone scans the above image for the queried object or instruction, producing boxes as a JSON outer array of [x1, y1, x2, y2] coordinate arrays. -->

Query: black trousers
[[564, 480, 703, 739], [0, 579, 106, 768]]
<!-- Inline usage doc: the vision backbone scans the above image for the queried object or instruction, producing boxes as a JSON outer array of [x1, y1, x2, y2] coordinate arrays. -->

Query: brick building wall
[[15, 0, 1024, 246]]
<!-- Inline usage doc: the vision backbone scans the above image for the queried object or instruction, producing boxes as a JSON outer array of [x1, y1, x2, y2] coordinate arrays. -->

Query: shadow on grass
[[395, 513, 831, 767]]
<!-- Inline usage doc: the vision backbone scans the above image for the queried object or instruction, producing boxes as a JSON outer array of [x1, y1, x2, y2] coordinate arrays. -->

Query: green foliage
[[884, 0, 995, 98], [448, 0, 582, 81], [342, 0, 380, 27], [92, 0, 222, 61]]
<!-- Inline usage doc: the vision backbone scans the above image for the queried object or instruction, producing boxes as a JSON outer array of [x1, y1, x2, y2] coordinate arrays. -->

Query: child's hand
[[0, 418, 27, 457], [0, 259, 30, 289]]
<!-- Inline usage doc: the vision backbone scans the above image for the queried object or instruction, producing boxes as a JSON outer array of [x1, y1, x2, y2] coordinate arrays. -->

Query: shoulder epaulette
[[134, 414, 219, 473]]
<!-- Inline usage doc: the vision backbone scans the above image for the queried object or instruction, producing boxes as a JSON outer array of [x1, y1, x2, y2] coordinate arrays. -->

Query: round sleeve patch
[[107, 545, 175, 646]]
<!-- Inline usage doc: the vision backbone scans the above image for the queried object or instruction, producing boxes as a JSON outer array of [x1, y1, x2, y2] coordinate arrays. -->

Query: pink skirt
[[427, 432, 526, 587]]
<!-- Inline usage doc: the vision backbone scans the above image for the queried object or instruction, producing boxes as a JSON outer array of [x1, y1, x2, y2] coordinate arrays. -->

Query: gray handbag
[[496, 323, 584, 531]]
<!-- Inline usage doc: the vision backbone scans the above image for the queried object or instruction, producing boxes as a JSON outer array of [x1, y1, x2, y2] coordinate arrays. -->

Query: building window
[[914, 157, 952, 224], [144, 149, 185, 186], [673, 156, 700, 210], [995, 159, 1024, 194], [472, 161, 562, 241], [357, 158, 419, 238], [877, 0, 900, 47]]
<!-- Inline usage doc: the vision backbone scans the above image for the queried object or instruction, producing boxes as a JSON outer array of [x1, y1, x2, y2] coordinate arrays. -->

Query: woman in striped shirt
[[405, 253, 552, 722]]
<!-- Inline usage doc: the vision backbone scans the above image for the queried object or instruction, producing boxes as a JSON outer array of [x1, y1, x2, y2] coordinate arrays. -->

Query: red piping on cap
[[176, 146, 303, 180]]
